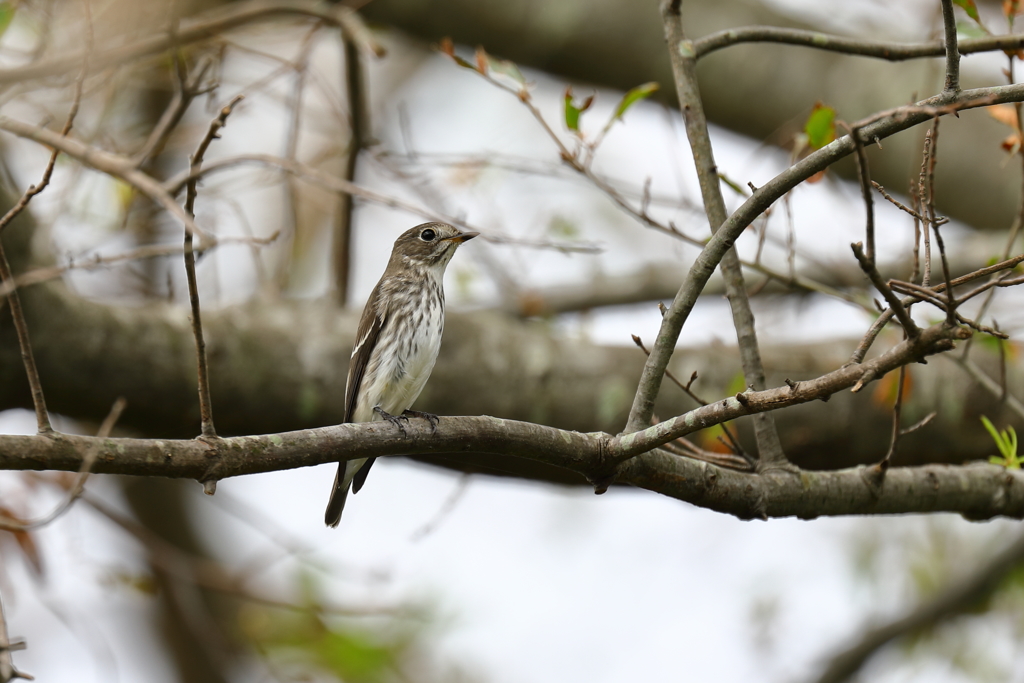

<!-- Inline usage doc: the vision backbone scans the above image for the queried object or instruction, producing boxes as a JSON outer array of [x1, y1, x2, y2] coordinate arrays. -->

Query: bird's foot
[[402, 409, 439, 433], [374, 406, 410, 435]]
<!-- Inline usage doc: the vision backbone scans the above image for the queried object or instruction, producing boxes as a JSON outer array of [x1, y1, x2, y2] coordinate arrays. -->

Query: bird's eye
[[420, 228, 436, 241]]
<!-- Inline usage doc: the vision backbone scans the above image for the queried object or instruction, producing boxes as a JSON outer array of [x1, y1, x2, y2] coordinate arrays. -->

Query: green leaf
[[718, 172, 748, 197], [953, 0, 983, 24], [981, 415, 1004, 452], [564, 87, 593, 132], [0, 3, 14, 40], [804, 103, 836, 150], [487, 56, 526, 86], [612, 82, 659, 120], [726, 371, 747, 397], [956, 19, 990, 38]]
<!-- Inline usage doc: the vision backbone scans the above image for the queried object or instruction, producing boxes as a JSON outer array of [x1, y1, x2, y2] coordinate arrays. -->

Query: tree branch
[[2, 407, 1023, 521], [629, 1, 786, 471]]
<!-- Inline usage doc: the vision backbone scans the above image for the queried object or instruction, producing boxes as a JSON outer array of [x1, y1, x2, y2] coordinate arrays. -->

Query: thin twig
[[0, 590, 32, 683], [277, 23, 320, 291], [0, 24, 90, 434], [631, 334, 746, 457], [882, 365, 907, 468], [939, 0, 961, 94], [0, 232, 280, 299], [0, 397, 126, 532], [184, 95, 244, 438], [851, 241, 919, 338], [334, 24, 372, 305], [132, 54, 215, 168], [845, 123, 876, 262], [872, 180, 928, 223], [918, 129, 934, 286], [924, 118, 957, 325], [633, 0, 788, 469], [692, 24, 1024, 62]]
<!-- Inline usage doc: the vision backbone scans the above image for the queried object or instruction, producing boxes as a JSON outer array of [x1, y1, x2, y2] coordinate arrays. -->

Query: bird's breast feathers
[[352, 278, 445, 421]]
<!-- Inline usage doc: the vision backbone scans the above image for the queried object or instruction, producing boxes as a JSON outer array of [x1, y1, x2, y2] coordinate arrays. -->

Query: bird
[[324, 222, 478, 527]]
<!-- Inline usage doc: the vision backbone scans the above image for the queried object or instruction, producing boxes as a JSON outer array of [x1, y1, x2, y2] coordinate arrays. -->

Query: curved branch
[[694, 25, 1024, 61], [629, 83, 1024, 429]]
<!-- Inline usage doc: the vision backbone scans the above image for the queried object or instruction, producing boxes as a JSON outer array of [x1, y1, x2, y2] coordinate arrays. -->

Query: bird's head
[[388, 222, 479, 272]]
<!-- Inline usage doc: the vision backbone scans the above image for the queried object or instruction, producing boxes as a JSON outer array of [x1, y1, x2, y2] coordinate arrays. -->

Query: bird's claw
[[402, 409, 439, 433], [374, 406, 409, 435]]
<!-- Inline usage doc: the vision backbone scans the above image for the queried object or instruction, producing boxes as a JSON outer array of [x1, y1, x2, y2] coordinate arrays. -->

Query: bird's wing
[[344, 283, 387, 424]]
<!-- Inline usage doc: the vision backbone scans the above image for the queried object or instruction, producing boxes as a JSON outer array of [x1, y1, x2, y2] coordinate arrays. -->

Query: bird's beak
[[446, 231, 480, 243]]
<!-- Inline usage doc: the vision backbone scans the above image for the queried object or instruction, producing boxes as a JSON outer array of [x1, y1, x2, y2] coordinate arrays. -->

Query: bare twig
[[0, 397, 126, 532], [850, 252, 1024, 364], [184, 95, 244, 438], [132, 54, 215, 168], [632, 0, 788, 469], [0, 117, 212, 242], [334, 22, 374, 305], [164, 153, 600, 253], [0, 590, 31, 683], [845, 123, 876, 262], [851, 241, 919, 338], [632, 334, 746, 457], [922, 119, 957, 325], [881, 365, 907, 468], [693, 25, 1024, 62], [939, 0, 961, 94], [0, 29, 90, 434], [0, 232, 280, 300], [952, 356, 1024, 422], [277, 24, 320, 290]]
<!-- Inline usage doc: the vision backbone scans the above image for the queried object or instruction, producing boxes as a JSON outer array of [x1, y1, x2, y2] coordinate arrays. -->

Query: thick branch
[[1, 414, 1023, 521]]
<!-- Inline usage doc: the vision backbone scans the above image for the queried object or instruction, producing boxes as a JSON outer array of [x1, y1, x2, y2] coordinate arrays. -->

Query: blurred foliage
[[848, 518, 1024, 682], [238, 571, 459, 683]]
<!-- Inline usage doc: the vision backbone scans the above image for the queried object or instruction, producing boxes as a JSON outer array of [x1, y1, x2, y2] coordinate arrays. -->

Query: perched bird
[[325, 222, 478, 527]]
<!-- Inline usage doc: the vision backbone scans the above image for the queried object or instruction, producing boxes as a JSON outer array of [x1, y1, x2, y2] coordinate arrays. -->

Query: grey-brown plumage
[[325, 222, 478, 527]]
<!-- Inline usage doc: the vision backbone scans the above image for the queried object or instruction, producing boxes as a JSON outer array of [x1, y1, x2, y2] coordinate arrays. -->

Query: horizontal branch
[[695, 25, 1024, 61], [0, 0, 377, 86], [2, 410, 1022, 521]]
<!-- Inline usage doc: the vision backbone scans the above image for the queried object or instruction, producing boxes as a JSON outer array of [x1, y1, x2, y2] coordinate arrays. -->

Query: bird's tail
[[324, 457, 367, 527]]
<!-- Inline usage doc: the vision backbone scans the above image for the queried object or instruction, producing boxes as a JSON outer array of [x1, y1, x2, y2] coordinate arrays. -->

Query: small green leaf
[[726, 371, 747, 397], [981, 415, 1003, 450], [548, 214, 579, 238], [487, 57, 526, 86], [956, 19, 990, 38], [953, 0, 983, 24], [982, 415, 1020, 467], [0, 3, 14, 40], [564, 87, 593, 132], [804, 103, 836, 150], [718, 172, 748, 197], [612, 82, 659, 121]]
